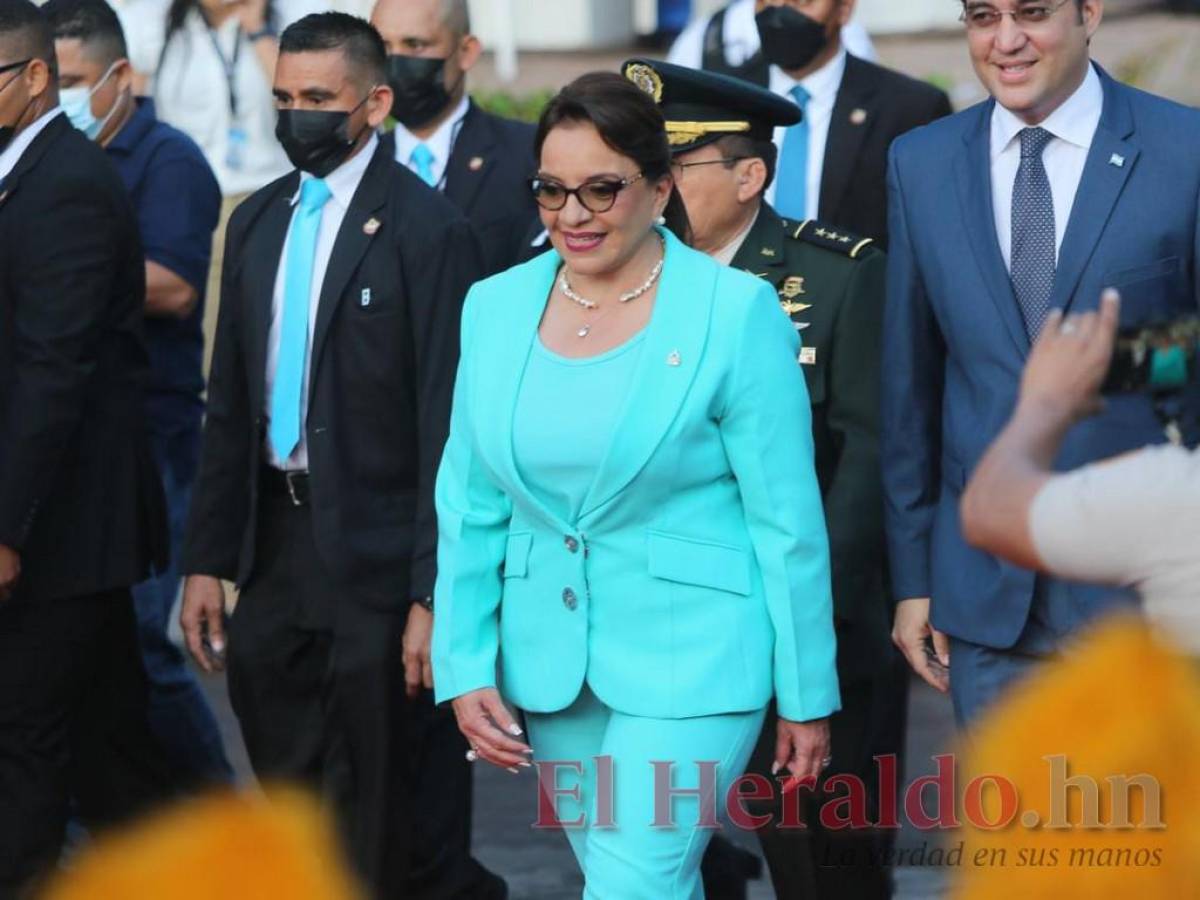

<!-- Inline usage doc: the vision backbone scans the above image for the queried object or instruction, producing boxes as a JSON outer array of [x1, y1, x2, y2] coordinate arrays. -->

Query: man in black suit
[[372, 0, 536, 276], [0, 0, 175, 892], [693, 0, 952, 248], [178, 13, 483, 898]]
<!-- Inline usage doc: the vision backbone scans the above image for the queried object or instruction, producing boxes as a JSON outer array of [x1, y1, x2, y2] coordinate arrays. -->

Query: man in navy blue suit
[[883, 0, 1200, 726]]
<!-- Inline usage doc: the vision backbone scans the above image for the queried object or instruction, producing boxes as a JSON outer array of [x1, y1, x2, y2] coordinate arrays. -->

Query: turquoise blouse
[[513, 331, 647, 522]]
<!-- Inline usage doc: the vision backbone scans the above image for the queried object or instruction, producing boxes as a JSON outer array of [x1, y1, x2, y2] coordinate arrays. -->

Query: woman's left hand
[[774, 716, 831, 790]]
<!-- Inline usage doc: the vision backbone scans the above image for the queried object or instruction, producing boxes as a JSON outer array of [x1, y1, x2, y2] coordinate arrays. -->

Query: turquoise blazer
[[431, 229, 840, 722]]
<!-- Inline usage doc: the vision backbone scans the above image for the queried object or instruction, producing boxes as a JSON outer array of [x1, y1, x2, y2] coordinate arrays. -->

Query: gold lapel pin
[[469, 156, 484, 171], [666, 350, 681, 367], [850, 108, 868, 126], [363, 217, 381, 235]]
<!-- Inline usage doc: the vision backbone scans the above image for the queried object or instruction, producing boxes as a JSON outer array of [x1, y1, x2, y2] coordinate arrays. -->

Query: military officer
[[623, 58, 903, 900]]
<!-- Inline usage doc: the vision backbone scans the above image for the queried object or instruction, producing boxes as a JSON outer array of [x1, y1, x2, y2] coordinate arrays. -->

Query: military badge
[[623, 63, 663, 103], [780, 276, 806, 299], [799, 347, 817, 365], [781, 300, 812, 316]]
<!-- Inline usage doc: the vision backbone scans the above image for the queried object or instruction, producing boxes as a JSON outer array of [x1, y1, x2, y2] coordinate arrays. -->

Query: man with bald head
[[372, 0, 535, 275], [0, 0, 176, 890]]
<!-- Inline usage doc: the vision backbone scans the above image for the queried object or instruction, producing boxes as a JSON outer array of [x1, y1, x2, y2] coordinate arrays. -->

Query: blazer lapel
[[577, 229, 714, 520], [1050, 68, 1138, 315], [308, 145, 389, 389], [0, 115, 71, 208], [954, 100, 1030, 357], [245, 178, 298, 410], [820, 57, 877, 221], [472, 250, 571, 530], [731, 205, 789, 280], [443, 103, 497, 216]]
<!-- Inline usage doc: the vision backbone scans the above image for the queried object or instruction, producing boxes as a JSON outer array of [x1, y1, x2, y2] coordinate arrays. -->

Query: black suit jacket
[[818, 55, 952, 249], [382, 101, 536, 276], [180, 142, 484, 606], [0, 115, 166, 601]]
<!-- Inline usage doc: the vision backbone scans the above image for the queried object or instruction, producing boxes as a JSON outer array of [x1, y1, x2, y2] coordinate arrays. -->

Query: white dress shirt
[[990, 64, 1103, 270], [0, 108, 62, 183], [263, 133, 378, 471], [391, 94, 470, 191], [666, 0, 877, 68], [138, 0, 322, 196], [765, 47, 847, 218]]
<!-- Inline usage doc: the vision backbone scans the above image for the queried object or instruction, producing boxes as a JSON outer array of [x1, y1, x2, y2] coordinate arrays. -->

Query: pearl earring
[[656, 214, 666, 225]]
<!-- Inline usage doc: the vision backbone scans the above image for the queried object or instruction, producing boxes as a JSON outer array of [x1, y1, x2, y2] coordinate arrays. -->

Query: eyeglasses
[[528, 173, 645, 213], [0, 59, 30, 76], [670, 157, 749, 179], [960, 0, 1072, 31]]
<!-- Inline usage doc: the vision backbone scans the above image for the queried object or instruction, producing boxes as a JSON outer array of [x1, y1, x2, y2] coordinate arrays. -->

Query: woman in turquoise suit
[[432, 71, 839, 899]]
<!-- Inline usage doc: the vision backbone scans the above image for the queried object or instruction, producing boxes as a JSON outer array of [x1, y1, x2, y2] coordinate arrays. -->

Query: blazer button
[[564, 536, 579, 554], [562, 587, 578, 611]]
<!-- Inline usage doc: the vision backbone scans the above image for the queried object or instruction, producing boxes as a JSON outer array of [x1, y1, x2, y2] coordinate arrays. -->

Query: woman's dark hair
[[158, 0, 276, 89], [534, 72, 691, 245]]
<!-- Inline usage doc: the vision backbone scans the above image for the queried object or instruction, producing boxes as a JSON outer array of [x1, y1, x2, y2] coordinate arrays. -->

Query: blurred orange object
[[41, 788, 364, 900], [954, 616, 1200, 899]]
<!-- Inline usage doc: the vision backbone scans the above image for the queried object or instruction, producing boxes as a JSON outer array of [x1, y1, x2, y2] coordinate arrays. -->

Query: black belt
[[260, 465, 311, 506]]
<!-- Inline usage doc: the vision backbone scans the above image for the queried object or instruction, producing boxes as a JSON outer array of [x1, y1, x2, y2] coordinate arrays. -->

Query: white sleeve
[[1028, 445, 1200, 588], [667, 17, 706, 68], [114, 0, 168, 77]]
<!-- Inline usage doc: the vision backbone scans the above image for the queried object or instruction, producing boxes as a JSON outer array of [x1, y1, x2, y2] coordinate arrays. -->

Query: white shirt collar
[[291, 132, 379, 209], [392, 94, 470, 171], [0, 107, 63, 184], [774, 47, 847, 105], [711, 207, 760, 267], [991, 62, 1103, 157]]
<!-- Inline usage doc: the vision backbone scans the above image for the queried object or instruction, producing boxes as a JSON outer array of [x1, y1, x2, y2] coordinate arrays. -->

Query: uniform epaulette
[[786, 219, 876, 260]]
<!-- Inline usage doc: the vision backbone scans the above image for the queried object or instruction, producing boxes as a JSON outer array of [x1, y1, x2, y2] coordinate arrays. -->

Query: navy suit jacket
[[882, 65, 1200, 649]]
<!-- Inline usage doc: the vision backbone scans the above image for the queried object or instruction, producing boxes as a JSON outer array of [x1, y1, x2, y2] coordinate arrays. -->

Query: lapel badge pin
[[363, 217, 381, 235], [360, 288, 372, 308], [666, 350, 681, 367], [780, 276, 806, 300], [799, 347, 818, 366], [469, 156, 484, 172], [761, 246, 776, 257], [1109, 153, 1125, 168], [850, 108, 868, 126]]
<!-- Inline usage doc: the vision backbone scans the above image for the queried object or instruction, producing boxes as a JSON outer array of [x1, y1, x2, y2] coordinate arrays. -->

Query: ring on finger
[[821, 756, 833, 770], [1060, 321, 1078, 335], [465, 748, 479, 763]]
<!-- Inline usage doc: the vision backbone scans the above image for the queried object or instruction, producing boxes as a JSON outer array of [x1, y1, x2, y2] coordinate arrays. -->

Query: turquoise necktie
[[775, 84, 811, 221], [410, 143, 436, 187], [269, 176, 332, 462]]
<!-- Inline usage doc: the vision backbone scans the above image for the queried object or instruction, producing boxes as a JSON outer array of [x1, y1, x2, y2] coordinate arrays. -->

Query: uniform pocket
[[647, 530, 752, 596]]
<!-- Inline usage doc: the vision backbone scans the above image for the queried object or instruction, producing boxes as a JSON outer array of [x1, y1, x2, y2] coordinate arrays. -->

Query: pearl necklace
[[558, 236, 666, 338]]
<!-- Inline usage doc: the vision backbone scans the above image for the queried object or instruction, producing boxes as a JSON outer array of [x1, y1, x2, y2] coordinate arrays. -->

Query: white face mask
[[60, 61, 121, 140]]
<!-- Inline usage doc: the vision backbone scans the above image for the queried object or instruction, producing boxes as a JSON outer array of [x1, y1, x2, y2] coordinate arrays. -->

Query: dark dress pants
[[0, 588, 179, 898], [226, 491, 410, 899]]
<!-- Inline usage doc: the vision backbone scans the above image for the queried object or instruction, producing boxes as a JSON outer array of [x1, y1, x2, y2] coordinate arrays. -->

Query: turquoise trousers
[[525, 686, 766, 899]]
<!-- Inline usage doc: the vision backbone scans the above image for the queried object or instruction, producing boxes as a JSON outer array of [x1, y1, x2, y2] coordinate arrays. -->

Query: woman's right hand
[[450, 687, 533, 772]]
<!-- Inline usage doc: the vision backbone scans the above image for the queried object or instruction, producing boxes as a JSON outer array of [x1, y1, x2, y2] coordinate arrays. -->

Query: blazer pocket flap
[[647, 531, 751, 596], [1103, 256, 1181, 289], [503, 532, 532, 579]]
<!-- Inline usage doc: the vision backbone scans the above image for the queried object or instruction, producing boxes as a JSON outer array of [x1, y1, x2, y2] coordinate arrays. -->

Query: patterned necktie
[[1010, 126, 1056, 340], [774, 84, 811, 221], [269, 177, 332, 462], [410, 143, 436, 187]]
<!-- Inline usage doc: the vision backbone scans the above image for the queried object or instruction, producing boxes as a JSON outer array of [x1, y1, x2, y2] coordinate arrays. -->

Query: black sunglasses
[[528, 173, 645, 213]]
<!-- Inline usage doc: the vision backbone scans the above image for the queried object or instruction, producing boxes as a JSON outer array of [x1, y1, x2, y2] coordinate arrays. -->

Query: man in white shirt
[[178, 13, 485, 896], [669, 0, 951, 247], [883, 0, 1200, 727], [962, 291, 1200, 658], [373, 0, 536, 275]]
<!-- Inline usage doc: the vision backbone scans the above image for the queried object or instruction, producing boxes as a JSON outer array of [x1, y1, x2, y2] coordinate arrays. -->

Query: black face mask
[[275, 94, 371, 178], [755, 5, 830, 72], [386, 54, 461, 130]]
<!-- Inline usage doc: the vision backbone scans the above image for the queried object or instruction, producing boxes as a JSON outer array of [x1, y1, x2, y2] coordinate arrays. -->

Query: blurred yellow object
[[42, 788, 364, 900], [954, 616, 1200, 899]]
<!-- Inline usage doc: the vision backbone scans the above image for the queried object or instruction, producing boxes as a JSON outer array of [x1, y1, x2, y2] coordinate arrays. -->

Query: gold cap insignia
[[780, 276, 806, 300], [624, 63, 663, 104]]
